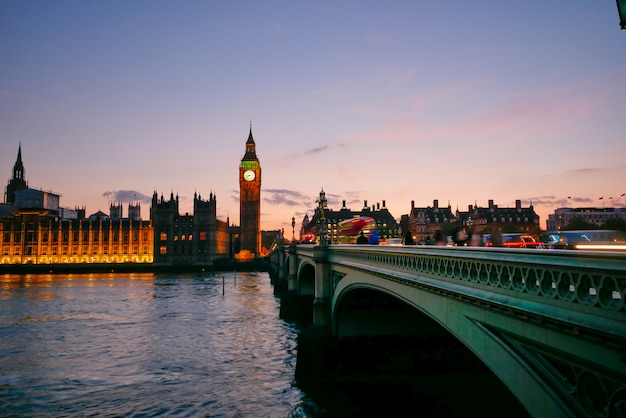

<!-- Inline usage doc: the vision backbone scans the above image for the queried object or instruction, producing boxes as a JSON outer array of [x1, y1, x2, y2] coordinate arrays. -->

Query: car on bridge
[[550, 229, 626, 251], [502, 233, 543, 248], [483, 233, 543, 248]]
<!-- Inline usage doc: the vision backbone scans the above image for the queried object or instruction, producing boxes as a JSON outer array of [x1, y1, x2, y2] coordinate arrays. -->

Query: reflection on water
[[0, 272, 307, 417], [0, 272, 528, 417]]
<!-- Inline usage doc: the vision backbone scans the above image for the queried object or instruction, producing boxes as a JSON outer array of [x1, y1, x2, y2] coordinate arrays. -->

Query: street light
[[291, 216, 295, 242]]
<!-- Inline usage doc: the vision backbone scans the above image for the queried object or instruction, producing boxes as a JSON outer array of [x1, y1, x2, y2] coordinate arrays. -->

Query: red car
[[502, 233, 543, 248]]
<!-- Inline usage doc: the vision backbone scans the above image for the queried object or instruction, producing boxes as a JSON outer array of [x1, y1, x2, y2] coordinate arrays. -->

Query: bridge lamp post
[[291, 216, 295, 242]]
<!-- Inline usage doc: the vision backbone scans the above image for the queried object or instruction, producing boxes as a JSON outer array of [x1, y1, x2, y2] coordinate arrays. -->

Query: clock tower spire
[[239, 125, 261, 256]]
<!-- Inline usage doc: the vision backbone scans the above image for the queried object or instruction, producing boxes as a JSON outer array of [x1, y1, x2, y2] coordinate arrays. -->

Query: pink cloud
[[343, 83, 609, 146]]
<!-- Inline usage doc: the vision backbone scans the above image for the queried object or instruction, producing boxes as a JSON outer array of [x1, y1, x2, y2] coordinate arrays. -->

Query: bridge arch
[[333, 282, 447, 339], [297, 261, 315, 297], [287, 244, 626, 417], [329, 267, 585, 417]]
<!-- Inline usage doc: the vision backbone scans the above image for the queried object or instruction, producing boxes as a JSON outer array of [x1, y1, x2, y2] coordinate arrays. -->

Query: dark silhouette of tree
[[563, 217, 599, 231], [601, 218, 626, 233]]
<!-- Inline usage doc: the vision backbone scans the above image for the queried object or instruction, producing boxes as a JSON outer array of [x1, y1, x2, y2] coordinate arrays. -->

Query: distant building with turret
[[150, 191, 230, 267], [303, 189, 400, 243], [407, 199, 456, 244], [455, 199, 540, 235]]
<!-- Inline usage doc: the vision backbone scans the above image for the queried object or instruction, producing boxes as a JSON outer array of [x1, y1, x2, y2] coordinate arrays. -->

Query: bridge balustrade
[[326, 245, 625, 334]]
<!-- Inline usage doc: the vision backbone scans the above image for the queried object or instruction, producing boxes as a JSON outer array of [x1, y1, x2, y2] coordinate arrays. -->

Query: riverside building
[[546, 206, 626, 232], [0, 141, 237, 267], [303, 189, 400, 243]]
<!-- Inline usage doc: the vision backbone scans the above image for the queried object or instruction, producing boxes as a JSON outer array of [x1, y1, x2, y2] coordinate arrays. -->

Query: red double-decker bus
[[336, 217, 376, 244]]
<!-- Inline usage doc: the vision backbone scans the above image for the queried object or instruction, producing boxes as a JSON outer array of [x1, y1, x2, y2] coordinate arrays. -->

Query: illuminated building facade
[[408, 199, 456, 244], [0, 193, 153, 265], [1, 146, 154, 265], [0, 143, 235, 267]]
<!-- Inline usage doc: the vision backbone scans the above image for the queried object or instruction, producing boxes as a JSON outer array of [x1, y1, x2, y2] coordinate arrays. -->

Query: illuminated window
[[189, 235, 193, 241], [174, 235, 178, 241], [181, 235, 186, 241], [160, 232, 167, 241], [200, 232, 206, 240], [160, 246, 167, 255]]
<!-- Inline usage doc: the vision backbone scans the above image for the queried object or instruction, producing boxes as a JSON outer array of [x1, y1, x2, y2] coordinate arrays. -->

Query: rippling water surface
[[0, 272, 529, 418], [0, 272, 311, 417]]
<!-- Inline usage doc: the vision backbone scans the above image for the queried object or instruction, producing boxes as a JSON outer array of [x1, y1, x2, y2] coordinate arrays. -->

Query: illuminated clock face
[[243, 170, 255, 181]]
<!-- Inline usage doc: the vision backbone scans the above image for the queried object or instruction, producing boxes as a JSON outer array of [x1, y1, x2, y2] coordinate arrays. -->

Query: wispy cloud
[[527, 195, 593, 207], [286, 143, 346, 159], [344, 83, 608, 146], [103, 190, 151, 205], [263, 189, 316, 207], [568, 167, 600, 174], [303, 145, 331, 155]]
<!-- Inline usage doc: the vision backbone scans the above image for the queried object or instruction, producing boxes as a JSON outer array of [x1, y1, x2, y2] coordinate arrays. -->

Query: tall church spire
[[5, 143, 28, 203], [13, 143, 24, 181]]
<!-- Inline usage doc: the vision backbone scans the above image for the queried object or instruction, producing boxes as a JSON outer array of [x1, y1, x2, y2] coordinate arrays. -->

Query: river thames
[[0, 272, 528, 417]]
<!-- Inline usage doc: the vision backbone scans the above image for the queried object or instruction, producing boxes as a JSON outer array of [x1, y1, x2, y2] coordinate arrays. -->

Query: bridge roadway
[[270, 243, 626, 418]]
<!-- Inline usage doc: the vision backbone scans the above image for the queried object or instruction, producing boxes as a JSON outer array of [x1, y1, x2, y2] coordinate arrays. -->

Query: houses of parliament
[[1, 127, 544, 268], [0, 128, 263, 267]]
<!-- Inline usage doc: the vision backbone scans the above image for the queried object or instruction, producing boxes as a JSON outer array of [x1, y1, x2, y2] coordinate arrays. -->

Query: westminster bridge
[[269, 243, 626, 418]]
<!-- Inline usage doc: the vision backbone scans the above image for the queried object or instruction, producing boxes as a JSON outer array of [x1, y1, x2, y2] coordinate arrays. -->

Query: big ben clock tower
[[239, 125, 261, 256]]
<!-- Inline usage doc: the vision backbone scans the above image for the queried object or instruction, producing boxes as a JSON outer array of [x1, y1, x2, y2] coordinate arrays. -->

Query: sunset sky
[[1, 1, 625, 232]]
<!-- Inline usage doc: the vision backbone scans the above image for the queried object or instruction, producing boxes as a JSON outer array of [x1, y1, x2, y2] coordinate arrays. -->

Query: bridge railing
[[312, 245, 626, 339]]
